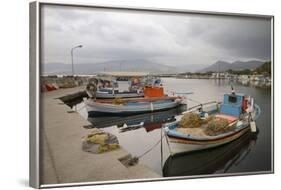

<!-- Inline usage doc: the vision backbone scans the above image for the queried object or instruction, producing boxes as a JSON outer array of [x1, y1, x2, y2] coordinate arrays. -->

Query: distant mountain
[[44, 59, 262, 75], [200, 60, 264, 72], [177, 64, 209, 73], [42, 59, 178, 75]]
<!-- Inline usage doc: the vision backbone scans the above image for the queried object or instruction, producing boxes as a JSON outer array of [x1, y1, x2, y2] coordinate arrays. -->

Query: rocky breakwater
[[41, 75, 91, 91]]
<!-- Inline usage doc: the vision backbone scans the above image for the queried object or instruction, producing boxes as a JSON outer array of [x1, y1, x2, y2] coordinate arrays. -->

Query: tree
[[255, 61, 271, 75]]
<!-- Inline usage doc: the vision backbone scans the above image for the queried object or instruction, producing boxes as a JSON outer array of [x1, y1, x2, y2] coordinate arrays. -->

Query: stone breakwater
[[41, 76, 91, 91], [41, 86, 160, 185]]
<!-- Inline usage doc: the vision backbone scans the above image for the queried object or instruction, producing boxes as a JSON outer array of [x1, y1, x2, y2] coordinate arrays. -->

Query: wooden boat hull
[[163, 130, 258, 177], [87, 104, 186, 128], [167, 127, 250, 155], [85, 98, 183, 116]]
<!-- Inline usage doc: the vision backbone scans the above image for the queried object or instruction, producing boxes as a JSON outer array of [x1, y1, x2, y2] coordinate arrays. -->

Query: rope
[[165, 131, 173, 155], [182, 101, 220, 114], [137, 133, 165, 159], [160, 126, 163, 169], [171, 91, 194, 95]]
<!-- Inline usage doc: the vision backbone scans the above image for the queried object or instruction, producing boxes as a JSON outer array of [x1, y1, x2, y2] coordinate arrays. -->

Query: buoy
[[236, 121, 243, 127], [250, 121, 257, 132], [204, 112, 209, 118]]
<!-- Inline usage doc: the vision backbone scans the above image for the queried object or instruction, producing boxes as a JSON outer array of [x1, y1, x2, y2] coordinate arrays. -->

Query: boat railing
[[183, 101, 221, 114], [252, 103, 261, 121]]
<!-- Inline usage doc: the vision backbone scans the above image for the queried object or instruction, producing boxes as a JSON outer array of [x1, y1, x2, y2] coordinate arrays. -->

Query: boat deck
[[95, 96, 180, 103]]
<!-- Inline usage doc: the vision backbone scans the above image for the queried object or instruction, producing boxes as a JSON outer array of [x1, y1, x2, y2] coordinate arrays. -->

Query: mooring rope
[[160, 126, 163, 169], [137, 135, 164, 159]]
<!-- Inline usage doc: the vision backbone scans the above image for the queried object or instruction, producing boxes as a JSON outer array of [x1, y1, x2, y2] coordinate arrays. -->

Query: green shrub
[[113, 97, 124, 105]]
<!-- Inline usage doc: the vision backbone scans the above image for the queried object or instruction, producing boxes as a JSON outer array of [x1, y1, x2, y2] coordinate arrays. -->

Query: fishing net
[[82, 129, 120, 153], [86, 133, 108, 145], [179, 112, 201, 128], [204, 117, 234, 136], [177, 112, 236, 136], [98, 144, 120, 153], [113, 97, 125, 105]]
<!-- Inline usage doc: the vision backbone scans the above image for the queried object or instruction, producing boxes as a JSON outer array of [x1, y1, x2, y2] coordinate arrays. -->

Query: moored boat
[[95, 88, 144, 99], [163, 130, 258, 177], [86, 75, 163, 99], [87, 104, 186, 129], [85, 96, 183, 116], [85, 86, 184, 116], [163, 89, 261, 155]]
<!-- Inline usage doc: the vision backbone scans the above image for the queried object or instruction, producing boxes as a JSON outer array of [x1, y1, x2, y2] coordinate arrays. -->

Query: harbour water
[[76, 78, 272, 176]]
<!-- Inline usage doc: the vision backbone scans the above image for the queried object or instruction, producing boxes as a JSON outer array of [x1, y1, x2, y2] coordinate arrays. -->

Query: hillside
[[200, 60, 264, 72], [254, 61, 271, 75], [42, 60, 178, 75]]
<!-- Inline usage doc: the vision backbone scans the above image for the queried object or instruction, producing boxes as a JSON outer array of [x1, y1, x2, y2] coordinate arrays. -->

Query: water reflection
[[236, 80, 271, 89], [163, 130, 258, 177], [87, 104, 187, 130], [209, 78, 271, 89]]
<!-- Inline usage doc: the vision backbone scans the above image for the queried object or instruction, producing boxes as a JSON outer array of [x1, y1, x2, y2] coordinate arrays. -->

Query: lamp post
[[71, 45, 83, 76]]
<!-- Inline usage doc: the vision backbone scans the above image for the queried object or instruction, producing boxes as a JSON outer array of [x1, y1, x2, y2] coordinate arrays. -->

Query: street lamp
[[71, 45, 83, 76]]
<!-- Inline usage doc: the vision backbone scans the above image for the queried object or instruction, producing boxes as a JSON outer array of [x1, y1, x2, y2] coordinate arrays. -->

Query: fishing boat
[[86, 80, 144, 99], [162, 130, 258, 177], [85, 86, 184, 116], [87, 104, 186, 129], [95, 88, 144, 99], [163, 88, 261, 155], [86, 74, 162, 99]]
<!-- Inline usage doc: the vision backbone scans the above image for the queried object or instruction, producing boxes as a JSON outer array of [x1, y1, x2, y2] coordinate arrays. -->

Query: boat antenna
[[231, 84, 235, 95]]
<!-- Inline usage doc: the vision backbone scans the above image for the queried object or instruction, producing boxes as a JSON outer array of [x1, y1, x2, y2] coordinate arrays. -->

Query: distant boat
[[163, 90, 261, 155], [85, 86, 184, 116]]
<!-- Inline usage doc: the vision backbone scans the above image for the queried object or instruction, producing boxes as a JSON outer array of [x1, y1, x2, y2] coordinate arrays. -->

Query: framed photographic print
[[29, 1, 274, 188]]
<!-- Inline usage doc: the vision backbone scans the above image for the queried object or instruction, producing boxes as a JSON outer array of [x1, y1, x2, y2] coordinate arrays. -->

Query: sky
[[41, 5, 272, 68]]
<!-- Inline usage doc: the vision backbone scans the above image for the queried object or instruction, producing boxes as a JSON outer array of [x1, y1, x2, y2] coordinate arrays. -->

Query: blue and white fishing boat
[[85, 85, 184, 116], [85, 96, 183, 116], [163, 89, 261, 155], [87, 104, 186, 128], [163, 130, 258, 176]]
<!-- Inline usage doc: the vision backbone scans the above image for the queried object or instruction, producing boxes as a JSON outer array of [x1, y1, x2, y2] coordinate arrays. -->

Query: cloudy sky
[[41, 5, 272, 68]]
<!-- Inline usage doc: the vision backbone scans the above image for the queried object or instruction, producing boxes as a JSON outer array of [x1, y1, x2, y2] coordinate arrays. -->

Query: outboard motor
[[231, 85, 235, 95], [86, 82, 97, 99]]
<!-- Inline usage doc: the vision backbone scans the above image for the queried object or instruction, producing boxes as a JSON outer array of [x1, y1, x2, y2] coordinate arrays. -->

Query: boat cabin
[[144, 86, 164, 98], [220, 93, 247, 117]]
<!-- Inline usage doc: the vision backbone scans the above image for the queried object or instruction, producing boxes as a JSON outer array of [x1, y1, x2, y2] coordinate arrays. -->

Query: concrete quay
[[41, 86, 160, 185]]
